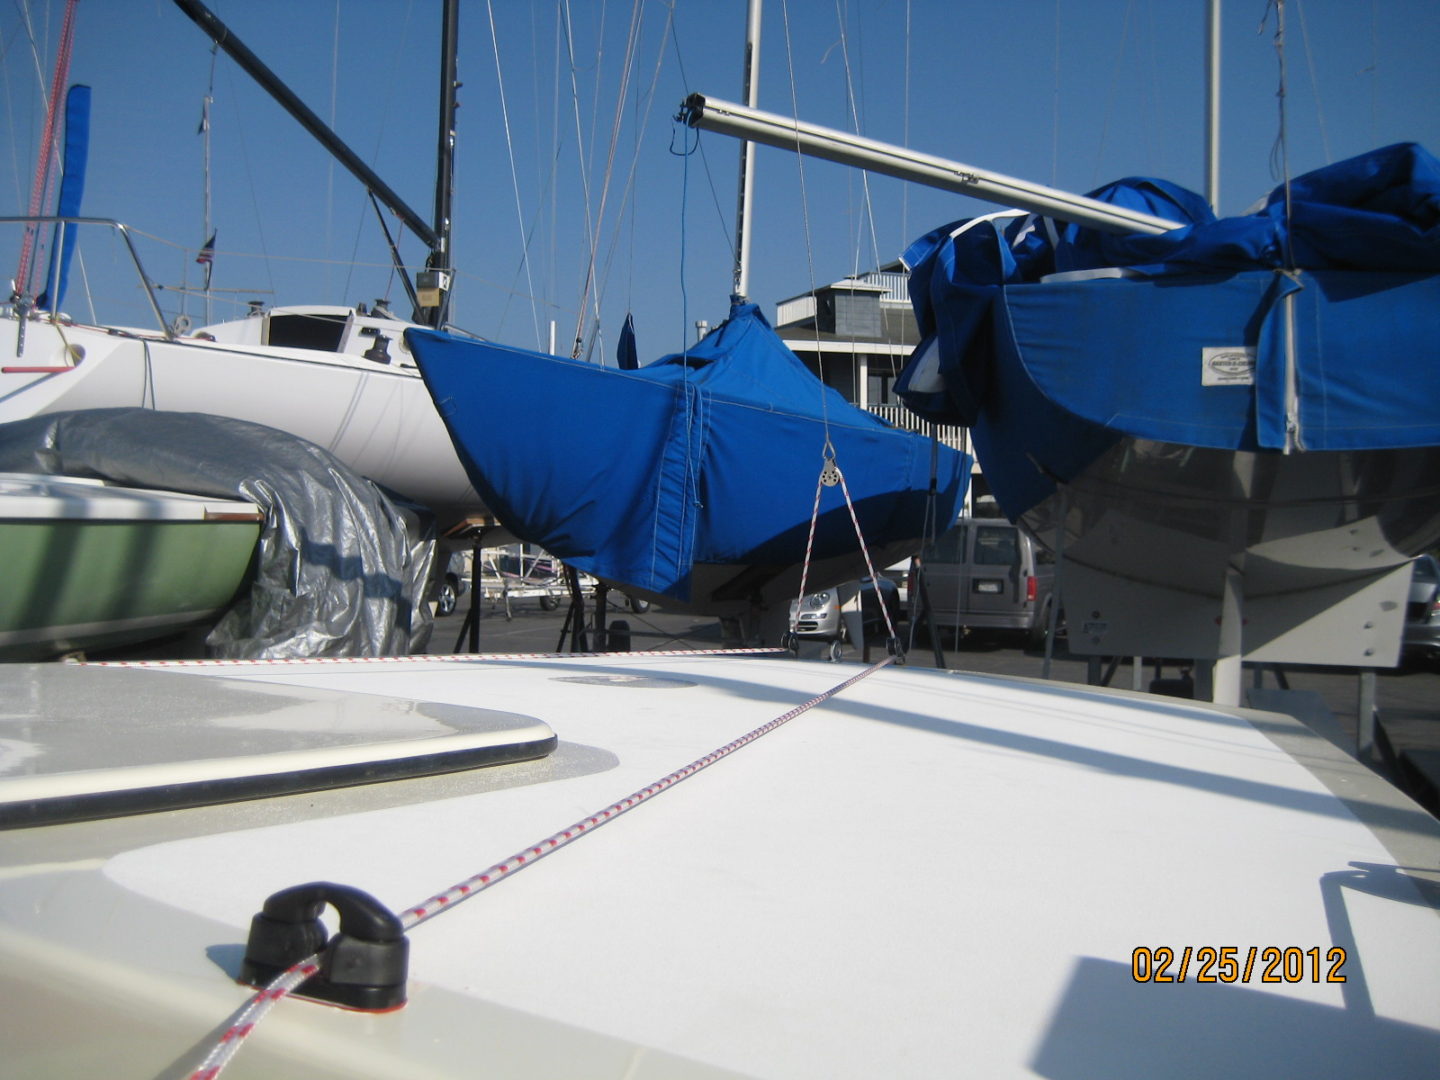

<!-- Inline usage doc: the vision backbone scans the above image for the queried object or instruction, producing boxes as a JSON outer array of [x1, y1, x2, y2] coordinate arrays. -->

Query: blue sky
[[4, 1, 1438, 362]]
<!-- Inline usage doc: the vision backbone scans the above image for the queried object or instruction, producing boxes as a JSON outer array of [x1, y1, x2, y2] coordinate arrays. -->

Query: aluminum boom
[[679, 94, 1181, 236]]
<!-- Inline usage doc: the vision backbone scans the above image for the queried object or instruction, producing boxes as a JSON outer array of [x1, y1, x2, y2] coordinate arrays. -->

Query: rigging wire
[[580, 2, 675, 364], [1090, 0, 1136, 190], [575, 0, 645, 363], [212, 59, 278, 305], [1292, 0, 1332, 164], [1050, 0, 1060, 188], [487, 0, 544, 351], [341, 0, 418, 312], [831, 0, 881, 278], [778, 0, 828, 429], [324, 0, 340, 306], [669, 119, 698, 356], [560, 0, 600, 358], [665, 10, 738, 288], [547, 6, 563, 349], [196, 42, 219, 324], [901, 0, 912, 243], [1261, 0, 1296, 269]]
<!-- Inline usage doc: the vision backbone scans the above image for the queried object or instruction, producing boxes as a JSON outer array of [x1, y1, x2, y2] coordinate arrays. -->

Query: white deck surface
[[4, 653, 1439, 1078]]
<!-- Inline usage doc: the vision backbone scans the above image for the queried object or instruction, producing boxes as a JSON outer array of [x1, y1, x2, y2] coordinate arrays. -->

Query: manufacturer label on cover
[[1202, 346, 1256, 386]]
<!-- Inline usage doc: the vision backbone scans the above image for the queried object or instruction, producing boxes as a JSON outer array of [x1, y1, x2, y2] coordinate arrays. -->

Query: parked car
[[789, 576, 902, 659], [908, 517, 1057, 647], [1404, 554, 1440, 665], [880, 558, 911, 606], [434, 550, 471, 617]]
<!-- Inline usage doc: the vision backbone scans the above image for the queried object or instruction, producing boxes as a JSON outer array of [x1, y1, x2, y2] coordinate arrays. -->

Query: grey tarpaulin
[[0, 409, 436, 658]]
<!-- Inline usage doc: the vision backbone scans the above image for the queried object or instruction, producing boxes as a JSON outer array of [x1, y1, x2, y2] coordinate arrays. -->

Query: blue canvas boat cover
[[409, 304, 969, 602], [898, 142, 1440, 455]]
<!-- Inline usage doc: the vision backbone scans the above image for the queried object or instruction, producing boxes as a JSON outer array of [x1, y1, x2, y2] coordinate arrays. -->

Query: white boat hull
[[1, 316, 486, 530]]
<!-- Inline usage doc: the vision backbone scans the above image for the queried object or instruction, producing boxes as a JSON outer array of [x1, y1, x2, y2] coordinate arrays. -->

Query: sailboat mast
[[1205, 0, 1221, 211], [731, 0, 762, 303], [422, 0, 460, 329], [200, 48, 217, 325]]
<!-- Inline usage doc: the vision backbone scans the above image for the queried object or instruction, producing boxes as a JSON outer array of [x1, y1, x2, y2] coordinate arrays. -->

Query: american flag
[[196, 233, 216, 265]]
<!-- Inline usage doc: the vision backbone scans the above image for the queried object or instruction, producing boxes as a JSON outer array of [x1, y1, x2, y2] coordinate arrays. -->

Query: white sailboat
[[1, 276, 484, 531], [1, 0, 486, 534]]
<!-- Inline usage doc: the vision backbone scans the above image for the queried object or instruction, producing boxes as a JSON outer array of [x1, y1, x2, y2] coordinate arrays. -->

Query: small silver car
[[788, 577, 902, 659]]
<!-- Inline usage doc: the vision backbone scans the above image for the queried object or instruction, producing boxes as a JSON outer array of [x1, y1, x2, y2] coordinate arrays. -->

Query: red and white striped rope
[[15, 0, 78, 295], [794, 457, 830, 604], [833, 468, 900, 642], [96, 646, 783, 670], [792, 454, 900, 645], [186, 653, 896, 1079], [188, 962, 320, 1080]]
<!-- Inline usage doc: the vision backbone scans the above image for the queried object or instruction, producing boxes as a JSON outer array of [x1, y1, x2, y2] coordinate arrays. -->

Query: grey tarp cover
[[0, 409, 435, 658]]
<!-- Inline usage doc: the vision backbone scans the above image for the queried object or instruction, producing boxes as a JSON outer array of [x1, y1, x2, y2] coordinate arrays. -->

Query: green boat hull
[[0, 517, 260, 660]]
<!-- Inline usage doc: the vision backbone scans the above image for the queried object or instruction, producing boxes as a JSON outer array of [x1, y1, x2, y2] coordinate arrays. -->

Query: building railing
[[866, 271, 909, 304], [866, 403, 968, 452], [775, 294, 816, 327]]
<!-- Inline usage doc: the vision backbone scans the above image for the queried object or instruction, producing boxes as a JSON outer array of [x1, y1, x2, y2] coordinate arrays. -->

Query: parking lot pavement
[[430, 598, 1440, 818]]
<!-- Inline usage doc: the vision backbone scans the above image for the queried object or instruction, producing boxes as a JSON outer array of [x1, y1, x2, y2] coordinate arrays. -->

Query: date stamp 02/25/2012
[[1131, 946, 1348, 984]]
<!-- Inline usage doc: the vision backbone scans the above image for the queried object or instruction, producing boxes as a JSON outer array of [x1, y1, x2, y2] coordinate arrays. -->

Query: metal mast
[[731, 0, 762, 302], [420, 0, 460, 328], [1205, 0, 1222, 211], [172, 0, 453, 322]]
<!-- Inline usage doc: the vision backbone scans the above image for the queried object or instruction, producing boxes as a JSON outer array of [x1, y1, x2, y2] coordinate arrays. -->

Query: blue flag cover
[[616, 312, 638, 370], [408, 303, 969, 601]]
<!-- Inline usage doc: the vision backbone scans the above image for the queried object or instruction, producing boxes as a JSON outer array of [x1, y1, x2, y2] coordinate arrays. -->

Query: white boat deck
[[2, 653, 1437, 1078]]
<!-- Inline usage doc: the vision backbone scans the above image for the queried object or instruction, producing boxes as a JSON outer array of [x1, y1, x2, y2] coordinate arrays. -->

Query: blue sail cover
[[408, 303, 969, 602], [897, 143, 1440, 518]]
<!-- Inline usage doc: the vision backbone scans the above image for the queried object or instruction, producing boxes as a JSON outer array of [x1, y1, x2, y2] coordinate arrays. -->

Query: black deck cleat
[[239, 881, 409, 1011]]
